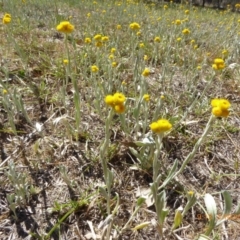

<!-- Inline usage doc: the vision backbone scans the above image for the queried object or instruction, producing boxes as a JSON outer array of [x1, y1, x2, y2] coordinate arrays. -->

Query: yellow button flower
[[182, 28, 190, 35], [142, 68, 150, 77], [175, 19, 181, 25], [56, 21, 74, 34], [211, 98, 230, 117], [212, 58, 225, 70], [101, 36, 109, 42], [93, 34, 102, 41], [3, 13, 11, 24], [85, 37, 91, 44], [143, 94, 150, 102], [91, 65, 99, 72], [154, 37, 161, 43], [105, 92, 126, 114], [150, 119, 172, 134], [129, 22, 140, 31]]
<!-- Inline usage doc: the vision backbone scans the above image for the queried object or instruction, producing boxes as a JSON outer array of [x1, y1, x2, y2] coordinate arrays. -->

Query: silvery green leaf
[[204, 193, 217, 235], [204, 193, 217, 221], [99, 187, 108, 198], [222, 191, 232, 216], [197, 234, 212, 240], [134, 136, 155, 146]]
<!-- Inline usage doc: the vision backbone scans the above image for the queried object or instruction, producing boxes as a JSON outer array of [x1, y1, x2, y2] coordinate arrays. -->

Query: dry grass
[[0, 0, 240, 239]]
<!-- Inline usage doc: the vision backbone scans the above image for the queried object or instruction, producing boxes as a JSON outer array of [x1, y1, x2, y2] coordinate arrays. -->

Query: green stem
[[173, 114, 215, 178]]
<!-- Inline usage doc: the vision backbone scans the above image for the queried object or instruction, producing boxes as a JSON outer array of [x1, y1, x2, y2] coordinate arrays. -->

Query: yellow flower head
[[91, 65, 99, 72], [144, 55, 149, 61], [116, 24, 122, 30], [105, 92, 126, 113], [142, 68, 150, 77], [175, 19, 181, 25], [3, 89, 8, 94], [185, 10, 190, 14], [101, 36, 109, 42], [109, 54, 114, 60], [93, 34, 102, 41], [164, 5, 168, 9], [114, 104, 125, 114], [56, 21, 74, 34], [182, 28, 190, 35], [211, 98, 231, 117], [212, 58, 225, 70], [143, 94, 150, 102], [139, 42, 145, 48], [3, 13, 11, 24], [222, 49, 228, 56], [129, 22, 140, 31], [111, 48, 116, 54], [150, 119, 172, 134], [177, 37, 182, 42], [85, 37, 91, 44], [154, 36, 161, 43], [112, 62, 117, 68], [63, 59, 69, 65]]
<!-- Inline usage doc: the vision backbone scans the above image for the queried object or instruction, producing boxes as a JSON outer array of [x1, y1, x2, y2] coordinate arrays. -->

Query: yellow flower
[[212, 58, 225, 70], [197, 66, 202, 70], [136, 31, 141, 36], [91, 65, 99, 72], [185, 10, 190, 14], [177, 37, 182, 42], [154, 36, 161, 43], [182, 28, 190, 35], [3, 89, 8, 94], [110, 48, 116, 54], [143, 94, 150, 102], [101, 36, 109, 42], [144, 55, 149, 61], [113, 92, 126, 105], [150, 119, 172, 134], [190, 39, 195, 44], [114, 104, 125, 114], [87, 13, 91, 17], [129, 22, 140, 31], [222, 49, 228, 56], [164, 5, 168, 9], [175, 19, 181, 25], [116, 24, 122, 30], [211, 98, 231, 117], [56, 21, 74, 34], [112, 62, 117, 67], [93, 34, 102, 41], [95, 41, 103, 47], [139, 43, 145, 48], [142, 68, 150, 77], [3, 13, 11, 24], [109, 54, 114, 60], [85, 37, 91, 44], [63, 59, 69, 65], [105, 93, 126, 114]]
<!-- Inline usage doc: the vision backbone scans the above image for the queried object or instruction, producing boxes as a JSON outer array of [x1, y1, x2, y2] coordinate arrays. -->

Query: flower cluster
[[211, 98, 231, 117], [212, 58, 225, 70], [150, 119, 172, 134], [105, 93, 126, 113], [3, 13, 11, 24], [129, 22, 140, 31], [56, 21, 74, 34]]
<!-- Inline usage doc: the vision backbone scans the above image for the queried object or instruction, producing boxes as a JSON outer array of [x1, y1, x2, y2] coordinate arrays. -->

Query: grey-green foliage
[[5, 161, 36, 212]]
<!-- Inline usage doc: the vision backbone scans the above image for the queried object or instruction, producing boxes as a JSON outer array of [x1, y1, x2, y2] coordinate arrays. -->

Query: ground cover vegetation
[[0, 0, 240, 239]]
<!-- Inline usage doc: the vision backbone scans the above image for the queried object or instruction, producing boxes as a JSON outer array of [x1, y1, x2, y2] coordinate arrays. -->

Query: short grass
[[0, 0, 240, 239]]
